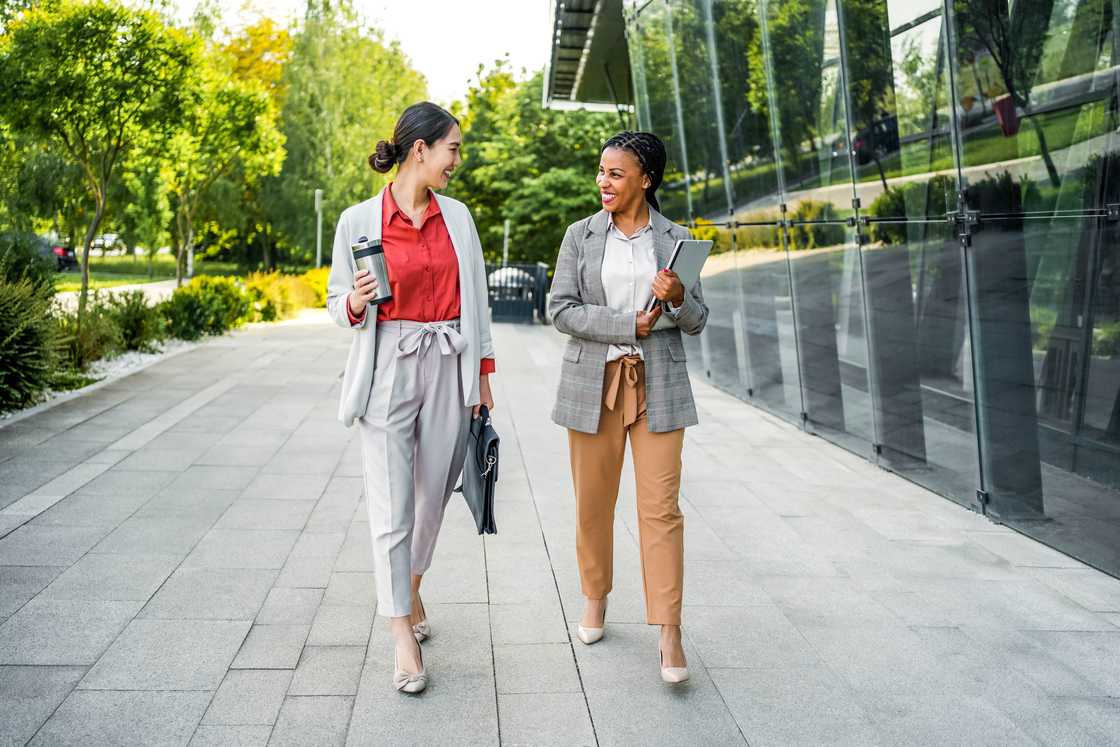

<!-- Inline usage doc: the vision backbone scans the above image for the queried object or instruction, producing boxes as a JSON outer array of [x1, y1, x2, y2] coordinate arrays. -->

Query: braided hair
[[601, 131, 668, 212]]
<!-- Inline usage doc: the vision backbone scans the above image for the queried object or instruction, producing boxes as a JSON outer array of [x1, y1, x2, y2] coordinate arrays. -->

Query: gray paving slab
[[0, 565, 63, 619], [255, 586, 324, 624], [269, 695, 353, 747], [321, 571, 376, 608], [88, 514, 215, 556], [240, 473, 331, 503], [307, 604, 376, 647], [499, 692, 595, 746], [275, 555, 335, 589], [37, 552, 179, 603], [288, 646, 364, 696], [190, 724, 274, 746], [183, 529, 300, 570], [0, 665, 85, 746], [202, 669, 292, 725], [214, 499, 316, 532], [0, 524, 110, 566], [494, 643, 581, 694], [231, 624, 310, 670], [140, 567, 278, 620], [30, 690, 211, 746], [79, 618, 250, 690], [0, 598, 141, 665]]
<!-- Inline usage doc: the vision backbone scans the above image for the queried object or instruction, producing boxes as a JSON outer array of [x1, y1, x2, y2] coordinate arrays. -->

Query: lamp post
[[315, 188, 324, 268]]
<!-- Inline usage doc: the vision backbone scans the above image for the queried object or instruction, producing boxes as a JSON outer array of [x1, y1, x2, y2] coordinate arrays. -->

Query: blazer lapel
[[649, 207, 677, 269], [584, 211, 609, 306]]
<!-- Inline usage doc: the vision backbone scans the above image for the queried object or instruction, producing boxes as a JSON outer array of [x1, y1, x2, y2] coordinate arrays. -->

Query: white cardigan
[[326, 188, 494, 427]]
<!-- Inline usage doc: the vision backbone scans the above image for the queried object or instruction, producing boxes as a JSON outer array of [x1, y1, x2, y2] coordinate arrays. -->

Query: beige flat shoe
[[393, 645, 427, 694], [660, 650, 689, 684], [412, 619, 431, 643]]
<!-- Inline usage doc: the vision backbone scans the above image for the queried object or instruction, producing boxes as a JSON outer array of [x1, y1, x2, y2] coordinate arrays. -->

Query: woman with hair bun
[[548, 131, 708, 684], [326, 101, 496, 694]]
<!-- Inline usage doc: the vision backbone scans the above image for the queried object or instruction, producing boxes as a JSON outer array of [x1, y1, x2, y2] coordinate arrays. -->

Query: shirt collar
[[606, 208, 653, 240], [383, 182, 442, 227]]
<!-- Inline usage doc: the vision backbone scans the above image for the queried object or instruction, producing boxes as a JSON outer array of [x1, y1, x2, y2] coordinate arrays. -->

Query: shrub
[[108, 290, 165, 353], [0, 232, 55, 296], [302, 267, 329, 306], [0, 278, 59, 411], [866, 175, 954, 245], [162, 276, 250, 340], [246, 271, 290, 322], [55, 292, 122, 370], [787, 200, 846, 249]]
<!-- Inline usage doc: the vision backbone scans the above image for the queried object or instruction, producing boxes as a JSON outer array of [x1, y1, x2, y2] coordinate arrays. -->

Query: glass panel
[[669, 0, 732, 220], [631, 1, 692, 221], [761, 0, 856, 221], [785, 223, 874, 451], [950, 0, 1120, 214], [710, 0, 777, 210], [967, 205, 1119, 575], [683, 222, 751, 398]]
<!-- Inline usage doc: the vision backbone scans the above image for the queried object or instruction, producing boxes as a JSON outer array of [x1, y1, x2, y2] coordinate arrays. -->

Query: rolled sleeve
[[480, 357, 496, 376], [344, 293, 367, 327]]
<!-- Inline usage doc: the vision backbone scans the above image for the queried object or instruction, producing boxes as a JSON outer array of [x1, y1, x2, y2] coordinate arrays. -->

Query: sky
[[186, 0, 553, 105]]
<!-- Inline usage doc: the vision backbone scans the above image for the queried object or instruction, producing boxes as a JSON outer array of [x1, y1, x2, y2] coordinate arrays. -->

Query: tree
[[0, 0, 197, 317], [264, 0, 426, 263], [117, 141, 172, 277], [163, 49, 285, 284], [953, 0, 1061, 187], [447, 64, 616, 265]]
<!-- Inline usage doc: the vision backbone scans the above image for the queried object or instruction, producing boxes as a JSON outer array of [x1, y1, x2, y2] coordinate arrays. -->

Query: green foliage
[[246, 270, 320, 321], [0, 0, 200, 314], [865, 175, 954, 245], [161, 276, 250, 339], [264, 1, 425, 263], [0, 278, 58, 411], [787, 201, 846, 249], [0, 231, 55, 293], [108, 290, 165, 353], [446, 65, 616, 266], [55, 292, 122, 370], [1093, 321, 1120, 358], [302, 267, 329, 307]]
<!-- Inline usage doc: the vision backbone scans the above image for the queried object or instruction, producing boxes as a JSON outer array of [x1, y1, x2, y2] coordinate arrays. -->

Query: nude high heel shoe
[[659, 648, 689, 684], [393, 643, 428, 694], [576, 600, 606, 645], [412, 594, 430, 643]]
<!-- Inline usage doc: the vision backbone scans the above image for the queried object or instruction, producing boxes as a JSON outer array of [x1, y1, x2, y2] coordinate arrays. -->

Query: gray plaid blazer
[[549, 208, 709, 434]]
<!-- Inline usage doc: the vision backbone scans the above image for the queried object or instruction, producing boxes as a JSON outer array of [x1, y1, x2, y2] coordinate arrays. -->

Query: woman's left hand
[[652, 269, 685, 305], [474, 375, 495, 420]]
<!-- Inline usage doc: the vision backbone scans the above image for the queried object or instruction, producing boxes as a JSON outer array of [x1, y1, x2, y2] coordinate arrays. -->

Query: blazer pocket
[[668, 340, 687, 362], [563, 340, 583, 363]]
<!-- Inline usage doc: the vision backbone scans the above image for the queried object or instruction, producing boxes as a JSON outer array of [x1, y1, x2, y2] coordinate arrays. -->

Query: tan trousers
[[568, 356, 685, 625]]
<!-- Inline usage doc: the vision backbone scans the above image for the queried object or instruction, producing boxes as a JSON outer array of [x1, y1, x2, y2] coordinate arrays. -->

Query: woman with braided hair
[[549, 131, 709, 683]]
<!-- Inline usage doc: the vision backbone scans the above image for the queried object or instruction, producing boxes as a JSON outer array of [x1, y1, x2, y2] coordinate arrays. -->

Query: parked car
[[0, 231, 77, 272]]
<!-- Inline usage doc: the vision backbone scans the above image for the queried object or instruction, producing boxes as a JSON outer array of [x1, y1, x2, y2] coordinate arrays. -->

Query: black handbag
[[455, 405, 499, 534]]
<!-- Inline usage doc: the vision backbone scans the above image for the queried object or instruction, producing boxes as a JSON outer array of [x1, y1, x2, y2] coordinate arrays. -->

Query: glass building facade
[[622, 0, 1120, 577]]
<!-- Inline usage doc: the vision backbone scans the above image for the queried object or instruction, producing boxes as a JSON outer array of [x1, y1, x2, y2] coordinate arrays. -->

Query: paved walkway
[[53, 279, 179, 311], [1, 312, 1119, 746]]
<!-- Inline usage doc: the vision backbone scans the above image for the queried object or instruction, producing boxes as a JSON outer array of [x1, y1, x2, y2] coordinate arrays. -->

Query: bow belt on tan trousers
[[604, 355, 643, 427]]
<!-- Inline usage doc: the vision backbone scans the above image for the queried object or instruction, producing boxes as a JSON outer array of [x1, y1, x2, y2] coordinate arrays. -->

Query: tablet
[[644, 239, 713, 326]]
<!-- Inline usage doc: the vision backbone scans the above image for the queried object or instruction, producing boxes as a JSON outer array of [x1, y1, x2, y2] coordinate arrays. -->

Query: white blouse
[[601, 214, 658, 362]]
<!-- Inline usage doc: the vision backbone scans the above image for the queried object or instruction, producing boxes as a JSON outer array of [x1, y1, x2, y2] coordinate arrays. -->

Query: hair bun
[[370, 139, 399, 173]]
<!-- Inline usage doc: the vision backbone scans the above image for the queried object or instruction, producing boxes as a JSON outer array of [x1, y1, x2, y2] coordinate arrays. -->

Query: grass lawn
[[53, 255, 242, 292], [53, 272, 169, 293]]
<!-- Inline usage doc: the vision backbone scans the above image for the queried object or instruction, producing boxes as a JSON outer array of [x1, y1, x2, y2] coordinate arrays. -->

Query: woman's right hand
[[636, 306, 662, 338], [348, 269, 379, 316]]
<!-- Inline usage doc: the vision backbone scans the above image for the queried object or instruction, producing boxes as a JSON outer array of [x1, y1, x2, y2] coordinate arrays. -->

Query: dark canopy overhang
[[544, 0, 632, 113]]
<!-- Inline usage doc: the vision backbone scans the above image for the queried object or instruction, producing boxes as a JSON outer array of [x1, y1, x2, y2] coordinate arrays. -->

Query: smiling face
[[597, 146, 650, 214], [412, 123, 462, 191]]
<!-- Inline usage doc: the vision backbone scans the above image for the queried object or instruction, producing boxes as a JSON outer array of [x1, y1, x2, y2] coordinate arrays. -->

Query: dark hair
[[601, 131, 668, 212], [370, 102, 459, 173]]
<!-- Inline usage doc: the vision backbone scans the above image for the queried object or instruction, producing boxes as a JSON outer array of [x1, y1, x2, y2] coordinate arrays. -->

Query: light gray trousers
[[358, 319, 471, 618]]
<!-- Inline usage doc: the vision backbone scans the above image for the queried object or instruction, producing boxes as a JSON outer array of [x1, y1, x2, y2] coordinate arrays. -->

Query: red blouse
[[347, 185, 495, 375]]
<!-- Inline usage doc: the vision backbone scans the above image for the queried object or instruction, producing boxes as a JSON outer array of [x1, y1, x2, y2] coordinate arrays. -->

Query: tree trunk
[[78, 196, 107, 328], [260, 223, 272, 270], [1027, 113, 1061, 189], [175, 210, 185, 287]]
